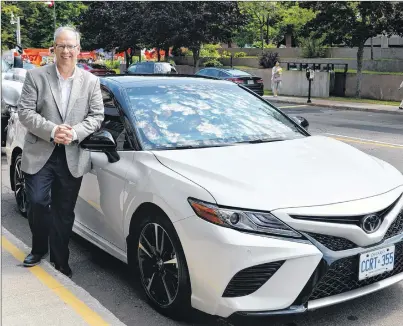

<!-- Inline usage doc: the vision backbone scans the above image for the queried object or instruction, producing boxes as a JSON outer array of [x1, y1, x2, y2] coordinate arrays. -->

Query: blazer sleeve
[[17, 71, 57, 142], [72, 77, 104, 143]]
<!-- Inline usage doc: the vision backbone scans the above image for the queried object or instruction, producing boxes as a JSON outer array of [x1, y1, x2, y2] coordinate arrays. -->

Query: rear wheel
[[131, 210, 192, 320], [14, 154, 27, 217]]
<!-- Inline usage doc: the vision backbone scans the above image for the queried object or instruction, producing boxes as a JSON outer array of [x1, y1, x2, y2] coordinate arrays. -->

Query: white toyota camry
[[6, 75, 403, 320]]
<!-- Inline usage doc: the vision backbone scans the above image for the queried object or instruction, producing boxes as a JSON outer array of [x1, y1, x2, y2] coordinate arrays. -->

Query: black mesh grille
[[308, 241, 403, 301], [222, 261, 285, 297], [307, 232, 357, 251], [385, 211, 403, 239]]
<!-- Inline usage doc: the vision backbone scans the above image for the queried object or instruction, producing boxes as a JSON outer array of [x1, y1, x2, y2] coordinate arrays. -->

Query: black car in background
[[195, 68, 264, 96], [126, 61, 177, 74]]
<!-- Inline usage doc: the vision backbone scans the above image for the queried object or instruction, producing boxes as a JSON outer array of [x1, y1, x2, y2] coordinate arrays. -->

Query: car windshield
[[125, 82, 305, 150], [134, 64, 155, 73]]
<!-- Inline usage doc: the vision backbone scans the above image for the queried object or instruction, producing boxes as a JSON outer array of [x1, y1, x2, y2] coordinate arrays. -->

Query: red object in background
[[44, 1, 54, 8]]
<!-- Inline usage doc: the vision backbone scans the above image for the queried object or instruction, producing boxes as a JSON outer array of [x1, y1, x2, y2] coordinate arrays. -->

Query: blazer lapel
[[46, 65, 63, 120], [65, 68, 83, 121]]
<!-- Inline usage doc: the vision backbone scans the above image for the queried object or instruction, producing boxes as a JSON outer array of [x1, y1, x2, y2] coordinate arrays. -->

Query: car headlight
[[188, 198, 302, 238]]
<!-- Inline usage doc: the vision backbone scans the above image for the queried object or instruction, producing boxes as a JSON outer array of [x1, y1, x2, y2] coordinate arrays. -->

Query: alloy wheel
[[138, 223, 179, 307], [14, 156, 27, 216]]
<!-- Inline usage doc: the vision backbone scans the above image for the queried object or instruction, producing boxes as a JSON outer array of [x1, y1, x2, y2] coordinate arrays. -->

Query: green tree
[[1, 1, 87, 49], [177, 1, 246, 69], [301, 1, 401, 98]]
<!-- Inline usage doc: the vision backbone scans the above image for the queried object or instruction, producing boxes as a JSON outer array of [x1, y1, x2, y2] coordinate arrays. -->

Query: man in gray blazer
[[17, 26, 104, 277]]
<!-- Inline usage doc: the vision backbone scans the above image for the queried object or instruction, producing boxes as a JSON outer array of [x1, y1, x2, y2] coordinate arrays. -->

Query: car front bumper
[[174, 213, 403, 318]]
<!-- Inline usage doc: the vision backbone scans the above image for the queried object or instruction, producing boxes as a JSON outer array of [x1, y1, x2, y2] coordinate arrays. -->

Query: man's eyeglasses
[[55, 44, 79, 51]]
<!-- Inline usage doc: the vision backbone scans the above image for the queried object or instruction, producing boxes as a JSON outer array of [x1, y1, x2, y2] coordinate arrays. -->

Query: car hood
[[153, 136, 403, 211]]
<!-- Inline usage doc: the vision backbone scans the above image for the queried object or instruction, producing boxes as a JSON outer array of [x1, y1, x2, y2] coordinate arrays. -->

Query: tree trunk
[[164, 46, 170, 61], [192, 47, 200, 73], [157, 48, 161, 62], [261, 27, 264, 53], [370, 37, 373, 60], [266, 16, 270, 45], [125, 49, 130, 69], [355, 43, 365, 98]]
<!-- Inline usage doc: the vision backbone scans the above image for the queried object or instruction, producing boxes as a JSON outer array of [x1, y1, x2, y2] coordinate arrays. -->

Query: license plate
[[358, 245, 395, 280], [247, 80, 254, 84]]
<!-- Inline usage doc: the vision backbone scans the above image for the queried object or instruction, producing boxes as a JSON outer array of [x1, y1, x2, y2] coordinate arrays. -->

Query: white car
[[6, 75, 403, 320]]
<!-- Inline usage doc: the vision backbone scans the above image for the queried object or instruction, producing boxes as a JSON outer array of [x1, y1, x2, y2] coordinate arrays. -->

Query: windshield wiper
[[236, 138, 286, 144], [155, 144, 233, 150]]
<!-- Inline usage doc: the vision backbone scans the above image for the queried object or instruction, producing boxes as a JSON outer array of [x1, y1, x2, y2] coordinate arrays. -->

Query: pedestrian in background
[[17, 26, 104, 277], [271, 61, 283, 97], [399, 80, 403, 110]]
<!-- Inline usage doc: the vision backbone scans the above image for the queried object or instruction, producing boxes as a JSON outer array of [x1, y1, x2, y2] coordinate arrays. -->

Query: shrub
[[183, 49, 193, 57], [221, 50, 231, 58], [200, 44, 221, 58], [300, 36, 326, 58], [259, 52, 280, 68], [203, 59, 223, 67], [234, 52, 247, 58], [104, 60, 121, 69]]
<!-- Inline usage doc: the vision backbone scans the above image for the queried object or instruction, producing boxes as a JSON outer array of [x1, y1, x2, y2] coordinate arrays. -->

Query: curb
[[263, 97, 403, 115]]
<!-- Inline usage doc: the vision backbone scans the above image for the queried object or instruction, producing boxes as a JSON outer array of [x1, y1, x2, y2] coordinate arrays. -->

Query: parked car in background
[[196, 68, 264, 96], [77, 63, 116, 76], [126, 61, 177, 74]]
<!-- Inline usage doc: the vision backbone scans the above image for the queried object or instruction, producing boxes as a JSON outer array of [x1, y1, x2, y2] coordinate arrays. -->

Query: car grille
[[306, 232, 358, 251], [305, 208, 403, 252], [222, 261, 284, 297], [385, 210, 403, 239], [308, 241, 403, 301]]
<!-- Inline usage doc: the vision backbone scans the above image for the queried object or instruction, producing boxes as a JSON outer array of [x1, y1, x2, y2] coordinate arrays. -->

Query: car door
[[75, 85, 135, 251]]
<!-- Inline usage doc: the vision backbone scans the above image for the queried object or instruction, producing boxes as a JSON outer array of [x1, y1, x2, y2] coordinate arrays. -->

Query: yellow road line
[[278, 104, 308, 109], [332, 137, 403, 149], [2, 236, 109, 326]]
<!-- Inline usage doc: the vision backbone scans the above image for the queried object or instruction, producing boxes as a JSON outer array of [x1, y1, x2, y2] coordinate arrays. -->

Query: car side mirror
[[293, 116, 309, 130], [80, 130, 120, 163]]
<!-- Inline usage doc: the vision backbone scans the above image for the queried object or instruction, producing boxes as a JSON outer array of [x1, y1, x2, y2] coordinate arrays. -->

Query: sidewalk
[[1, 227, 126, 326], [263, 95, 403, 114]]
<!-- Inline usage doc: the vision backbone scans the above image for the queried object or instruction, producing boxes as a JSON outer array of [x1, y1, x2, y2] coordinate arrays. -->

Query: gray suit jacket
[[17, 64, 104, 178]]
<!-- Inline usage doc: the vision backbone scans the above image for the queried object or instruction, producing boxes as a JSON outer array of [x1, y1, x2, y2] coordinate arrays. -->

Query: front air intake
[[222, 261, 285, 297]]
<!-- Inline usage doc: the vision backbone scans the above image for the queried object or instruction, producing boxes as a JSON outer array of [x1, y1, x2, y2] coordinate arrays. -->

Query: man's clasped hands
[[54, 124, 75, 145]]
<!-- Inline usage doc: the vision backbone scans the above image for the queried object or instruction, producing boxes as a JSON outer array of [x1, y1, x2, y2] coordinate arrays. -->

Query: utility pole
[[53, 1, 56, 32], [10, 12, 21, 46]]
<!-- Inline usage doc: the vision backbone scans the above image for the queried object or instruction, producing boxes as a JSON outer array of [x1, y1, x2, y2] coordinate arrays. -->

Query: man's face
[[54, 30, 80, 66]]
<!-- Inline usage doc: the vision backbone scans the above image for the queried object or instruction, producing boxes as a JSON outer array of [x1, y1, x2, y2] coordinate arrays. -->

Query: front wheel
[[131, 211, 192, 320], [14, 154, 27, 217]]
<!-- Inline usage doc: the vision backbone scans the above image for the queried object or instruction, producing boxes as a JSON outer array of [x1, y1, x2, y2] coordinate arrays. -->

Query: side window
[[101, 87, 132, 151], [218, 71, 229, 78], [127, 65, 137, 73], [208, 69, 219, 77]]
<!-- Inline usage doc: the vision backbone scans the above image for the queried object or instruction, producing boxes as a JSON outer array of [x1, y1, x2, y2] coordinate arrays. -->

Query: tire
[[13, 154, 27, 217], [130, 210, 192, 320]]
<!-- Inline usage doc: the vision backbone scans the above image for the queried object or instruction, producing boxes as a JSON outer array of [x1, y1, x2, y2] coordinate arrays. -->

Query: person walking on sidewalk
[[271, 61, 283, 97], [399, 80, 403, 110], [17, 26, 104, 277]]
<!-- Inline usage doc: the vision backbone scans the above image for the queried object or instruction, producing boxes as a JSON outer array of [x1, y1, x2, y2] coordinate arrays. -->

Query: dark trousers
[[24, 145, 82, 269]]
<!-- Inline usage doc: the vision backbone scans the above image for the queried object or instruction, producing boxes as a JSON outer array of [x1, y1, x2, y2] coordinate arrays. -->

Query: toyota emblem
[[361, 214, 382, 233]]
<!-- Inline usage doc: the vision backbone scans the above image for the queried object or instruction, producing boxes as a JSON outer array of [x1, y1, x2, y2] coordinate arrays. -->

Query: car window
[[127, 65, 137, 73], [207, 69, 220, 77], [125, 82, 305, 150], [154, 63, 174, 74], [133, 63, 154, 74], [101, 88, 132, 151], [227, 69, 251, 77], [218, 71, 229, 78], [196, 69, 209, 76], [91, 64, 107, 69]]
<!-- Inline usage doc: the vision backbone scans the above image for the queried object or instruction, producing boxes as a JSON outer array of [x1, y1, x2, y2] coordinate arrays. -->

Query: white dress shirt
[[51, 66, 78, 142]]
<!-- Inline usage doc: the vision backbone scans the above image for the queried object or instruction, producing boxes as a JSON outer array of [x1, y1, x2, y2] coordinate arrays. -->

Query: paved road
[[2, 105, 403, 326]]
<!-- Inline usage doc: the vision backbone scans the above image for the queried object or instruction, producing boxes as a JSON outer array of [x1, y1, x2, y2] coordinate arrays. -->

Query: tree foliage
[[300, 1, 402, 98], [1, 1, 87, 50]]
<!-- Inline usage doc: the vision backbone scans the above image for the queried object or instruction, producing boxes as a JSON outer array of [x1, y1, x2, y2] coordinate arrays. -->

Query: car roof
[[199, 67, 250, 76], [101, 75, 234, 88]]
